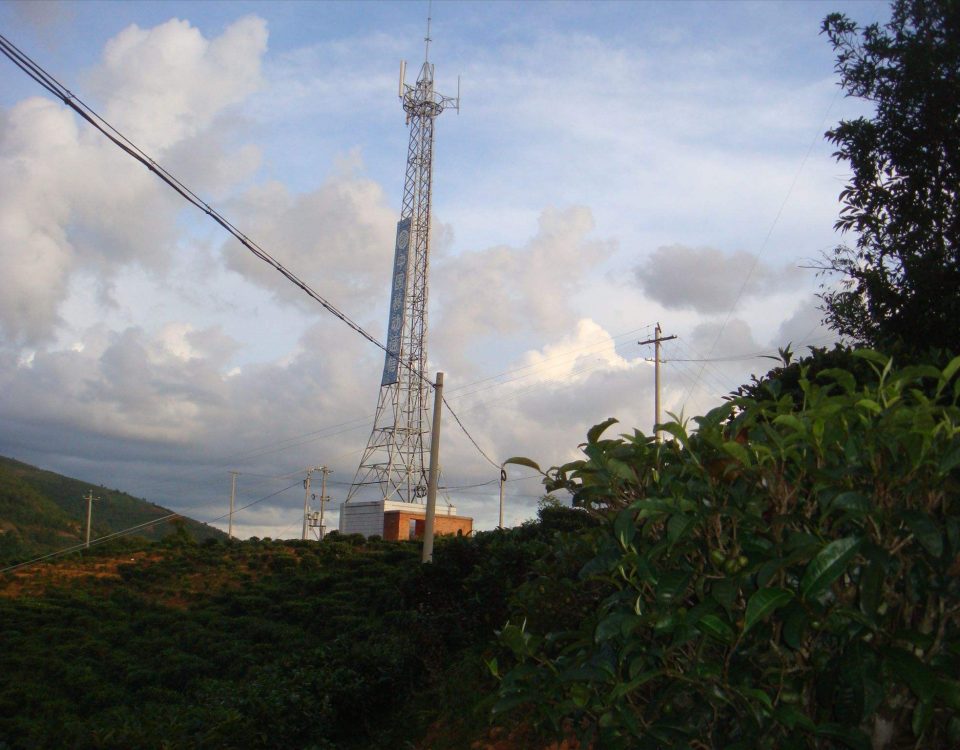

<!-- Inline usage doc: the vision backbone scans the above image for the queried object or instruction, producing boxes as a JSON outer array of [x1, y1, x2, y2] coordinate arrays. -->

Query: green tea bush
[[493, 351, 960, 749]]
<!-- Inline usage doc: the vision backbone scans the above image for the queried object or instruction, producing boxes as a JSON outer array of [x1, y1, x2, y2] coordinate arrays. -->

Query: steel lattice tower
[[347, 34, 458, 504]]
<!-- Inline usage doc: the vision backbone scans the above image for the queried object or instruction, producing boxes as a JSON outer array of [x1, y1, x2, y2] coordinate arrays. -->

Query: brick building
[[339, 499, 472, 540]]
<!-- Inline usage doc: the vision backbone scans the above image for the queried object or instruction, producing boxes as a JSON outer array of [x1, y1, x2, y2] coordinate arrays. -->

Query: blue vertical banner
[[381, 218, 412, 386]]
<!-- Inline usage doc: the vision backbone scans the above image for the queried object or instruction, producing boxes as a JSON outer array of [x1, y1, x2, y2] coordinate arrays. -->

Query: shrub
[[493, 351, 960, 750]]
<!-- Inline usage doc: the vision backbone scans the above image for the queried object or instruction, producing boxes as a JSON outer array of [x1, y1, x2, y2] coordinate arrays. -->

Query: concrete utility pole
[[228, 471, 239, 540], [302, 467, 320, 541], [421, 372, 444, 563], [83, 490, 99, 549], [498, 466, 507, 529], [638, 323, 677, 443], [318, 466, 330, 540]]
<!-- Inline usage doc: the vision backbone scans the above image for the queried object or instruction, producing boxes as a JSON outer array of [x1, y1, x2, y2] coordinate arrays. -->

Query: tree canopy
[[819, 0, 960, 354]]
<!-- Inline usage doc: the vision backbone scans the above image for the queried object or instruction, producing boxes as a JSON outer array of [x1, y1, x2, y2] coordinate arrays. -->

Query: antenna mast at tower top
[[424, 2, 432, 61], [347, 13, 458, 505]]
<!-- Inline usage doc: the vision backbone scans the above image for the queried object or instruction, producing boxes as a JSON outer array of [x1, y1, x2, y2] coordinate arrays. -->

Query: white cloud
[[0, 17, 269, 346], [432, 206, 615, 368], [636, 244, 805, 314], [770, 297, 841, 352], [0, 3, 873, 540], [88, 17, 267, 153], [220, 161, 396, 311]]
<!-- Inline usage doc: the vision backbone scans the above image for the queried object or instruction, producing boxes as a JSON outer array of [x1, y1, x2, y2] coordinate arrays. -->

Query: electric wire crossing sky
[[347, 24, 459, 505]]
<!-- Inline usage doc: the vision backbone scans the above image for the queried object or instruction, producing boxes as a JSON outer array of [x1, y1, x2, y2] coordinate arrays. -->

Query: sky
[[0, 0, 891, 540]]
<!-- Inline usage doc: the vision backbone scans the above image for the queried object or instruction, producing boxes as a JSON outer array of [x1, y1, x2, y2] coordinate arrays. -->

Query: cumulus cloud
[[0, 17, 268, 345], [220, 162, 396, 312], [432, 206, 614, 366], [87, 17, 267, 154], [770, 298, 840, 352], [440, 319, 651, 474], [635, 244, 804, 314]]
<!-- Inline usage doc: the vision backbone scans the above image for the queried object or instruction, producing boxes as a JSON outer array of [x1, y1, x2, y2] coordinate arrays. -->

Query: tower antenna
[[347, 7, 459, 507], [424, 0, 433, 62]]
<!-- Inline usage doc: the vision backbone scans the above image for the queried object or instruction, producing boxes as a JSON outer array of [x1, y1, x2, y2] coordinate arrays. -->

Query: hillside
[[0, 455, 227, 564], [0, 517, 589, 750]]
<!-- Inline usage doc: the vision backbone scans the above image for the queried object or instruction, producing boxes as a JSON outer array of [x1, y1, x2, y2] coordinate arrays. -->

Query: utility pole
[[498, 466, 506, 529], [318, 466, 330, 540], [228, 471, 239, 540], [638, 323, 677, 443], [83, 490, 99, 549], [421, 372, 444, 563], [302, 467, 320, 541]]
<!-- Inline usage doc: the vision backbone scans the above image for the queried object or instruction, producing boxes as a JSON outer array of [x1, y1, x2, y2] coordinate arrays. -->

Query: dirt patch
[[0, 550, 163, 598]]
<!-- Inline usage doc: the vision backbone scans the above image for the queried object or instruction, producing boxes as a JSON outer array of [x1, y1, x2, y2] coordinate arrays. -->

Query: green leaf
[[858, 557, 883, 620], [950, 717, 960, 745], [939, 445, 960, 475], [740, 686, 773, 711], [937, 355, 960, 396], [782, 603, 808, 650], [721, 440, 751, 466], [855, 398, 882, 413], [829, 491, 871, 514], [667, 513, 695, 545], [608, 669, 662, 700], [711, 578, 737, 614], [775, 704, 815, 731], [503, 456, 542, 473], [851, 349, 888, 366], [743, 587, 794, 633], [773, 414, 805, 432], [819, 367, 856, 394], [595, 612, 639, 643], [884, 647, 936, 702], [658, 421, 689, 447], [607, 458, 637, 483], [938, 677, 960, 710], [614, 509, 636, 549], [587, 417, 618, 443], [912, 699, 933, 738], [570, 683, 591, 708], [485, 656, 499, 678], [655, 570, 690, 604], [697, 613, 734, 643], [901, 511, 943, 557], [815, 723, 870, 750], [800, 537, 862, 600]]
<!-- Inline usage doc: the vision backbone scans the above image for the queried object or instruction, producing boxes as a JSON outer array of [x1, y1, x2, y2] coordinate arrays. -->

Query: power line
[[0, 32, 510, 473], [1, 481, 302, 575], [442, 397, 499, 468], [0, 32, 406, 370], [681, 85, 843, 406]]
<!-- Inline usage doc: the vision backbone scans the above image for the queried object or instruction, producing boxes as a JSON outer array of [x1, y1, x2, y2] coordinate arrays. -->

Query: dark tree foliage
[[819, 0, 960, 353]]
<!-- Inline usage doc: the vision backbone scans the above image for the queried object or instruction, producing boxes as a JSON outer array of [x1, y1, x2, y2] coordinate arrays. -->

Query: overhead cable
[[0, 33, 392, 364], [0, 33, 505, 473], [0, 481, 302, 575]]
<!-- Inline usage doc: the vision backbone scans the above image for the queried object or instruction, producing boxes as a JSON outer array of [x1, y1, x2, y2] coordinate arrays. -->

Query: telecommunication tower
[[347, 17, 459, 504]]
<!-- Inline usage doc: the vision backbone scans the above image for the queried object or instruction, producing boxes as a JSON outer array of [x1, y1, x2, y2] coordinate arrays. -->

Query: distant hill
[[0, 455, 227, 564]]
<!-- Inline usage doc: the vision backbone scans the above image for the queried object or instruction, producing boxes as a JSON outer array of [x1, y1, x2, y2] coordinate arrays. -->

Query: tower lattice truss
[[347, 58, 458, 504]]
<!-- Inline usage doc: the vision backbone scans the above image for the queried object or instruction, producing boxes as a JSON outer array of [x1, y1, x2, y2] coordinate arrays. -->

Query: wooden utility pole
[[638, 323, 677, 443], [422, 372, 444, 563], [228, 471, 239, 540], [84, 490, 98, 549]]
